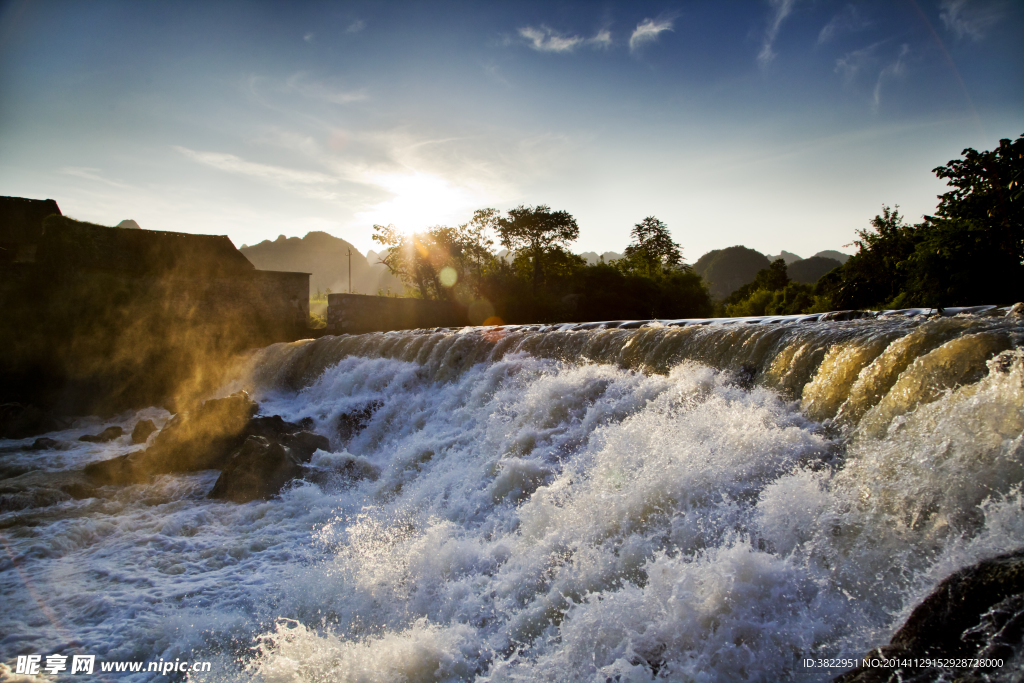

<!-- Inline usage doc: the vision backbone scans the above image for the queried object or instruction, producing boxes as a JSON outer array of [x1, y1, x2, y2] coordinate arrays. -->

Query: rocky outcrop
[[834, 549, 1024, 683], [84, 392, 258, 485], [79, 426, 124, 443], [207, 419, 330, 503], [130, 419, 157, 443], [82, 391, 332, 503]]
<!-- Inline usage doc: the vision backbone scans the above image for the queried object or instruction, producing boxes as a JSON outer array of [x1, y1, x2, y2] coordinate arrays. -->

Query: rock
[[130, 419, 157, 444], [834, 549, 1024, 683], [207, 436, 305, 503], [29, 437, 61, 450], [1007, 302, 1024, 318], [304, 451, 380, 489], [144, 391, 258, 473], [336, 401, 382, 443], [0, 403, 67, 439], [79, 426, 124, 443]]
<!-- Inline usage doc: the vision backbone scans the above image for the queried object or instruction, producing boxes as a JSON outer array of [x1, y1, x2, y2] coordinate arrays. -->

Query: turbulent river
[[3, 312, 1024, 682]]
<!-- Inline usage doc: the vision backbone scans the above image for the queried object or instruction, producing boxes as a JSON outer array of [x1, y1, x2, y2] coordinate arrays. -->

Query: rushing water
[[2, 312, 1024, 682]]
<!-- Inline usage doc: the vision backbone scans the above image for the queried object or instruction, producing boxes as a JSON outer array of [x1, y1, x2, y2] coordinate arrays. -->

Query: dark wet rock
[[130, 419, 157, 444], [0, 471, 100, 511], [336, 401, 382, 443], [0, 403, 67, 439], [82, 449, 149, 485], [29, 437, 61, 450], [281, 431, 330, 462], [304, 452, 380, 489], [145, 391, 259, 473], [834, 549, 1024, 683], [1008, 302, 1024, 318], [208, 436, 305, 503], [79, 426, 124, 443]]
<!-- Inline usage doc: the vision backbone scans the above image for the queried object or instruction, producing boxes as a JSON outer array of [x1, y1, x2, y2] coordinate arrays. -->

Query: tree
[[622, 216, 684, 273], [372, 219, 498, 301], [905, 134, 1024, 304], [495, 205, 579, 292], [817, 205, 920, 309]]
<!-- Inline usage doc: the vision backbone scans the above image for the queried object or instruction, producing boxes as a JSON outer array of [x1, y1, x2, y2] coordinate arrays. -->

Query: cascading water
[[2, 311, 1023, 682]]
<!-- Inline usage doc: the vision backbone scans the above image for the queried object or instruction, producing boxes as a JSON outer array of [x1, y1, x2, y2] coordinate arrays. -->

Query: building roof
[[0, 196, 62, 243], [38, 215, 256, 276]]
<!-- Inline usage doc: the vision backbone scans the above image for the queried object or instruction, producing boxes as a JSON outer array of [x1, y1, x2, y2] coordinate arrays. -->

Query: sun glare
[[355, 171, 486, 232]]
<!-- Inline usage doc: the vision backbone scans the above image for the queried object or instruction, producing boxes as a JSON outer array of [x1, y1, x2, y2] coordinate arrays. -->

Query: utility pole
[[348, 248, 352, 293]]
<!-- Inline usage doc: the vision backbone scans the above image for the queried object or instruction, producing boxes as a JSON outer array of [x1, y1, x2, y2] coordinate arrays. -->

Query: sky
[[1, 0, 1021, 262]]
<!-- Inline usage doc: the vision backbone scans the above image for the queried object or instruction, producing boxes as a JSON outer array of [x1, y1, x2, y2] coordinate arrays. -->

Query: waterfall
[[2, 310, 1022, 682]]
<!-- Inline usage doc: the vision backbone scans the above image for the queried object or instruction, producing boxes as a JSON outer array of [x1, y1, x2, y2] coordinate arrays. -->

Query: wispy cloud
[[346, 19, 366, 34], [286, 73, 367, 105], [173, 146, 342, 200], [517, 25, 613, 53], [303, 32, 314, 43], [60, 166, 131, 189], [519, 26, 583, 52], [758, 0, 798, 66], [629, 18, 674, 52], [590, 29, 613, 49], [873, 44, 910, 110], [834, 41, 883, 81], [817, 5, 871, 44], [939, 0, 1005, 41]]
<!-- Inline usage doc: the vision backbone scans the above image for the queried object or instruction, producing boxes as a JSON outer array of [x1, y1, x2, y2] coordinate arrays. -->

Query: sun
[[355, 171, 485, 232]]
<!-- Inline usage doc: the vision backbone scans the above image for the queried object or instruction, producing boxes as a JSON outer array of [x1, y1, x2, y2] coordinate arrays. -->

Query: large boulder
[[84, 391, 258, 484], [207, 427, 329, 503], [834, 549, 1024, 683], [79, 426, 124, 443]]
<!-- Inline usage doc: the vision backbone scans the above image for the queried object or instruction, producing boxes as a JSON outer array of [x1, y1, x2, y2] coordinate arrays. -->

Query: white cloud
[[629, 18, 673, 52], [303, 32, 314, 43], [346, 19, 366, 34], [519, 25, 584, 52], [939, 0, 1005, 41], [817, 5, 871, 44], [872, 44, 910, 110], [758, 0, 798, 66], [589, 29, 612, 49]]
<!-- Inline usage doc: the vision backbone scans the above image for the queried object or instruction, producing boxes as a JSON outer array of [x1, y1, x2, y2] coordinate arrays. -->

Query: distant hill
[[240, 232, 403, 296], [764, 250, 802, 265], [788, 256, 842, 284], [580, 251, 624, 265], [693, 246, 771, 300], [813, 249, 849, 264]]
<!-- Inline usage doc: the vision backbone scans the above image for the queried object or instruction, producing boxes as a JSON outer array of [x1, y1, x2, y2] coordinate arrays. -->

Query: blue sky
[[1, 0, 1021, 261]]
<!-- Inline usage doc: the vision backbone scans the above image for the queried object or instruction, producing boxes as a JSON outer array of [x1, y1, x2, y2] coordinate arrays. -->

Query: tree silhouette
[[495, 205, 579, 292], [623, 216, 684, 272]]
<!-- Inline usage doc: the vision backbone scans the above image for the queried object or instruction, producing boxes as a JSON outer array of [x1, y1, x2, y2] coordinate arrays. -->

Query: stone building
[[0, 195, 309, 413]]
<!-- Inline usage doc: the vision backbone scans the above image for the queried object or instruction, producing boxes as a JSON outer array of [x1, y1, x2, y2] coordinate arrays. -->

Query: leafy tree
[[904, 134, 1024, 304], [817, 205, 920, 309], [621, 216, 685, 273], [496, 205, 579, 292]]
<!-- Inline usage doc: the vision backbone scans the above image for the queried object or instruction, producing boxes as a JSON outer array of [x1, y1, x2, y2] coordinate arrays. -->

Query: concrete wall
[[327, 293, 468, 334]]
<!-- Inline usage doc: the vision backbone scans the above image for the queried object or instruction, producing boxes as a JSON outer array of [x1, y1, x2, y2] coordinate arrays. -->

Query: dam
[[1, 308, 1023, 681]]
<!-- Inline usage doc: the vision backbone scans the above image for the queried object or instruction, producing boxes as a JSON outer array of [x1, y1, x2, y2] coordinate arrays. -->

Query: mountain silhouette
[[240, 232, 403, 296]]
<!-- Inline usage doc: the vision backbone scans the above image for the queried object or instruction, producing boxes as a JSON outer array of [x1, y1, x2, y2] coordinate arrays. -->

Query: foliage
[[495, 205, 579, 292], [818, 134, 1024, 309], [620, 216, 685, 274], [722, 259, 821, 317], [817, 206, 920, 309]]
